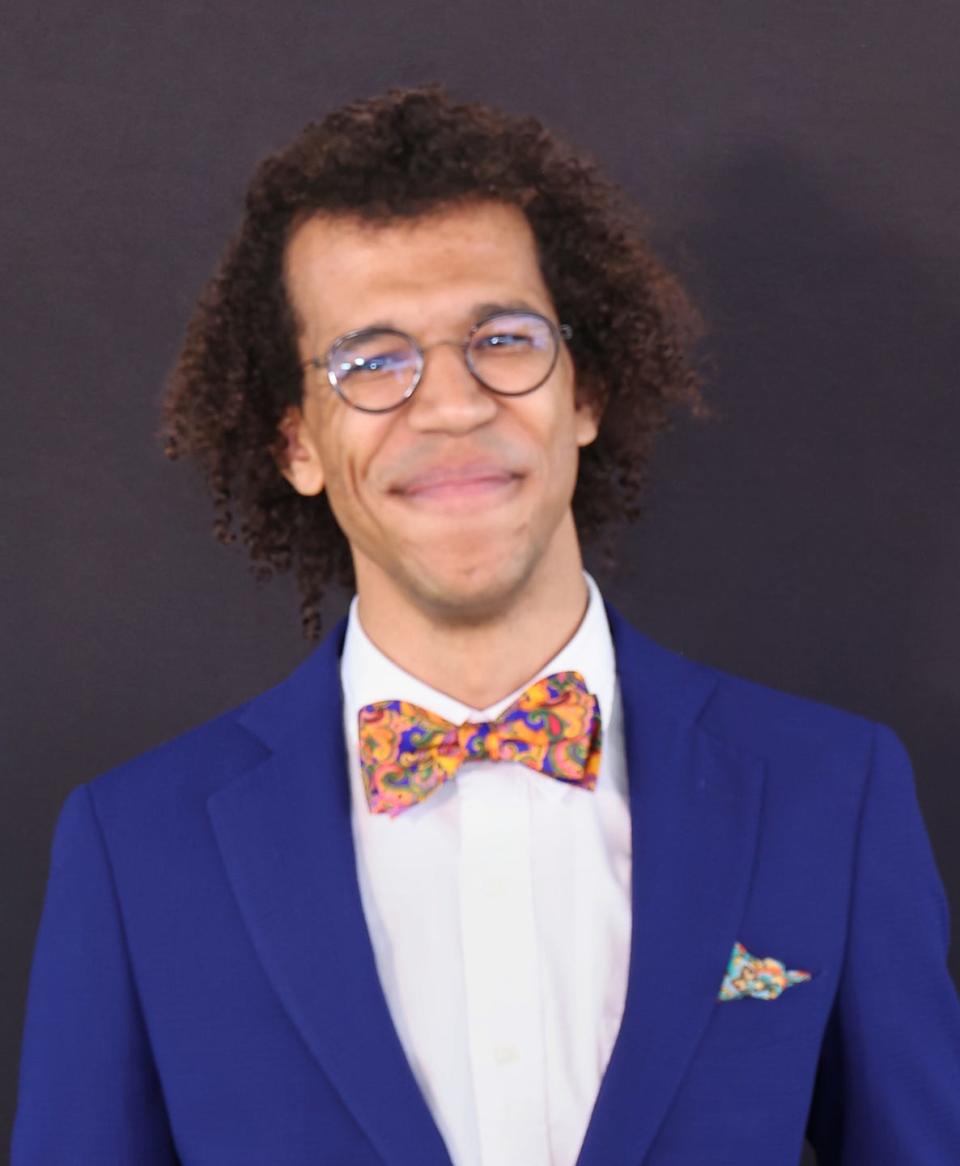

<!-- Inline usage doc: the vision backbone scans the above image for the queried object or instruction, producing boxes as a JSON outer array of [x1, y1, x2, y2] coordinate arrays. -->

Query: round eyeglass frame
[[299, 309, 574, 413]]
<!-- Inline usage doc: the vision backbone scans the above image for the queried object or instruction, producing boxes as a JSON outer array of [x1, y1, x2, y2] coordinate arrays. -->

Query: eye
[[336, 347, 413, 379], [471, 312, 551, 357], [475, 331, 535, 351]]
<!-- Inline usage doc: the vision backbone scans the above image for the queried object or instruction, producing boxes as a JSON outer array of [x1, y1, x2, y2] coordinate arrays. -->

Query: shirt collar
[[340, 568, 615, 737]]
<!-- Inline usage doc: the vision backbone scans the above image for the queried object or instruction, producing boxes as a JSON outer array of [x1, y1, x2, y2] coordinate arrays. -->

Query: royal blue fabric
[[13, 600, 960, 1163]]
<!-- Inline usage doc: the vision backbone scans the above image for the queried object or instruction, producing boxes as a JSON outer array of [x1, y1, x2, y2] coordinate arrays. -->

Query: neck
[[351, 513, 590, 710]]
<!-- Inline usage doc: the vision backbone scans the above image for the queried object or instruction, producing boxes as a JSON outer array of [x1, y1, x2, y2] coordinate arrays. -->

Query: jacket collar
[[210, 598, 765, 1166]]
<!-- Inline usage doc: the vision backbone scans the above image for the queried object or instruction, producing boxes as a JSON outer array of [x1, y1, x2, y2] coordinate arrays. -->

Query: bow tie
[[358, 670, 603, 818]]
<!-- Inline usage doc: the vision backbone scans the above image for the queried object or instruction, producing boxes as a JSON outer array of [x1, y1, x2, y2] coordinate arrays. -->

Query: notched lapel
[[577, 606, 767, 1166], [207, 621, 453, 1166]]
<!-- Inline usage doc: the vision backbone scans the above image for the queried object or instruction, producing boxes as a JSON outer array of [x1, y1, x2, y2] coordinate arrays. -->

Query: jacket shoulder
[[609, 601, 880, 764], [662, 638, 882, 805], [701, 657, 876, 760], [81, 696, 270, 826], [620, 614, 880, 771], [81, 619, 348, 823]]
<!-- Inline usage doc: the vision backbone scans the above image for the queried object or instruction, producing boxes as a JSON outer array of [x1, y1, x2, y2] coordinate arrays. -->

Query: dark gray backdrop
[[4, 3, 959, 1161]]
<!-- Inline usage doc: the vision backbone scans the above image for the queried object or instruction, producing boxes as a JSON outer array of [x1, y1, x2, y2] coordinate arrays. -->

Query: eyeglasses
[[300, 309, 573, 413]]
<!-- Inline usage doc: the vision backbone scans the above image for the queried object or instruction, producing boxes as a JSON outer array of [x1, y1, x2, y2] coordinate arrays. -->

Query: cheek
[[321, 418, 389, 519], [500, 392, 580, 503]]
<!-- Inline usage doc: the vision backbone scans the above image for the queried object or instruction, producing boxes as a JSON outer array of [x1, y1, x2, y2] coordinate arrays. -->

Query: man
[[13, 84, 960, 1164]]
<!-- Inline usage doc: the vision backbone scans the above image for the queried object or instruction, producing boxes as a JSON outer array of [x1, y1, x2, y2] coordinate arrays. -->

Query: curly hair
[[160, 83, 713, 642]]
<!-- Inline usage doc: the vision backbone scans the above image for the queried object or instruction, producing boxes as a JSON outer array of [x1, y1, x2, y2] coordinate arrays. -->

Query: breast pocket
[[697, 970, 833, 1060]]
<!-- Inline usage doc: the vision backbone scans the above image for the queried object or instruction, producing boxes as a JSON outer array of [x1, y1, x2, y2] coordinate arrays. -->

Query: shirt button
[[493, 1042, 519, 1065]]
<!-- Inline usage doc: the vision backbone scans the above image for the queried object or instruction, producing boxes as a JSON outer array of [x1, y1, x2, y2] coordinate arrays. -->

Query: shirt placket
[[458, 760, 551, 1166]]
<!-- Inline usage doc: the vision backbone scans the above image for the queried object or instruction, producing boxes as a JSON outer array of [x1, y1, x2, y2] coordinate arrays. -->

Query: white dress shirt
[[340, 569, 632, 1166]]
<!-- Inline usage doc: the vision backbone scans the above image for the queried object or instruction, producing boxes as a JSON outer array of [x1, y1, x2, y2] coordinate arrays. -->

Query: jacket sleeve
[[806, 722, 960, 1163], [11, 784, 178, 1165]]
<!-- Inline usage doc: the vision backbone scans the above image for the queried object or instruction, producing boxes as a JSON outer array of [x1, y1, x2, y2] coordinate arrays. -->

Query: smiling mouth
[[395, 474, 523, 508]]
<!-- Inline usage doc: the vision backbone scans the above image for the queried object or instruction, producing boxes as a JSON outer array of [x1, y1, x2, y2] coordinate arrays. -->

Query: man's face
[[278, 199, 599, 619]]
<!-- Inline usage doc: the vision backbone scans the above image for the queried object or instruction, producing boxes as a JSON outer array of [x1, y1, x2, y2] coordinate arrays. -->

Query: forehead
[[282, 200, 554, 340]]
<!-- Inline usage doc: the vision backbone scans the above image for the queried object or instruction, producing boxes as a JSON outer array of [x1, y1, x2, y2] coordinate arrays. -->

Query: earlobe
[[571, 374, 602, 447], [574, 401, 601, 448], [276, 407, 325, 496]]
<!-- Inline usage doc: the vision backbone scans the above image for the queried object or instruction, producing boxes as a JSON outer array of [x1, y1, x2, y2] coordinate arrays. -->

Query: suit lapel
[[208, 616, 453, 1166], [575, 601, 766, 1165], [209, 599, 765, 1166]]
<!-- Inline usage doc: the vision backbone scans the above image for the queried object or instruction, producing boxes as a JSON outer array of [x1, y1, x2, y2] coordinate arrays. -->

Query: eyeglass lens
[[328, 312, 560, 410]]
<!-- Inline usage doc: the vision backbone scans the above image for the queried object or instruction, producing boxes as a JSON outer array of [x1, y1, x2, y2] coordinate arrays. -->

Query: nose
[[404, 340, 500, 433]]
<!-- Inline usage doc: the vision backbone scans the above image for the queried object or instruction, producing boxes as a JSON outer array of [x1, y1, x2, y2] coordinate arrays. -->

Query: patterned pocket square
[[717, 940, 812, 1001]]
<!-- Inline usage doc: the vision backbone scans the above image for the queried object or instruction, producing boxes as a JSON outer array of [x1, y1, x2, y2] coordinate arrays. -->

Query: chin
[[402, 554, 533, 622]]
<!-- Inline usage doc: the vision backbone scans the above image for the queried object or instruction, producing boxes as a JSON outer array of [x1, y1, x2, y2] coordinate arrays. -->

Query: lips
[[388, 461, 525, 514], [395, 462, 521, 496]]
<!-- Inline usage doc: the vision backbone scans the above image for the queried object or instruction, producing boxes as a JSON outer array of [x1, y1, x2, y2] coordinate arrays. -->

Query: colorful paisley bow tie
[[358, 670, 603, 818]]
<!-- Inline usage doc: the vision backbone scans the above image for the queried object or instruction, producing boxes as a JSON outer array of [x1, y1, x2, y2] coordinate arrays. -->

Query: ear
[[275, 406, 325, 496], [573, 387, 601, 448]]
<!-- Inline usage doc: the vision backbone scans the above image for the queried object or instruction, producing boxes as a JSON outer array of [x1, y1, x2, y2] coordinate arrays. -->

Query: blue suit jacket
[[13, 600, 960, 1164]]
